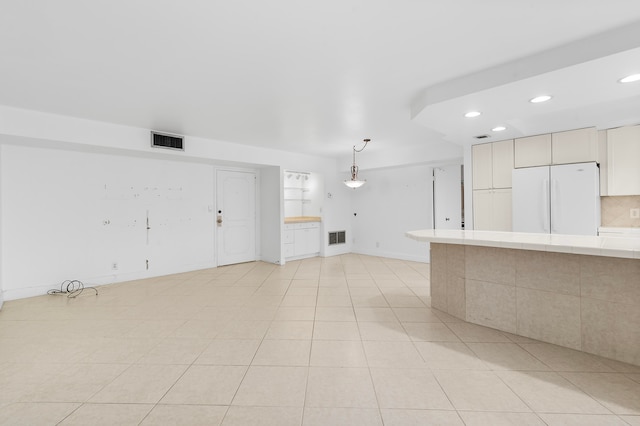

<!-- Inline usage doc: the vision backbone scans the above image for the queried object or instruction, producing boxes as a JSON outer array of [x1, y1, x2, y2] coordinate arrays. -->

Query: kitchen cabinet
[[515, 128, 598, 168], [294, 225, 320, 256], [473, 188, 512, 231], [472, 143, 492, 189], [492, 139, 514, 188], [283, 228, 295, 257], [284, 222, 320, 259], [552, 127, 598, 164], [515, 134, 551, 168], [472, 140, 513, 231], [472, 139, 513, 190], [607, 125, 640, 195]]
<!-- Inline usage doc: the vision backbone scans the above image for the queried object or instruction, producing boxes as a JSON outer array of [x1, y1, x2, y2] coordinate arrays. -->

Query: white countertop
[[406, 229, 640, 259]]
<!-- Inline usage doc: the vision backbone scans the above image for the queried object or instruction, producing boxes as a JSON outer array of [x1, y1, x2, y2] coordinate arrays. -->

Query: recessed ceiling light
[[464, 111, 481, 118], [492, 126, 506, 132], [619, 73, 640, 83], [530, 95, 552, 103]]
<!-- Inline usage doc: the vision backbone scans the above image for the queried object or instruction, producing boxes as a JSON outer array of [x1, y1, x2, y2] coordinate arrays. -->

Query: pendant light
[[343, 139, 370, 189]]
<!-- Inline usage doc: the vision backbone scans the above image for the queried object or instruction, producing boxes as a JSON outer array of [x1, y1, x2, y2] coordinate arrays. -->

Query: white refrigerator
[[512, 162, 600, 235]]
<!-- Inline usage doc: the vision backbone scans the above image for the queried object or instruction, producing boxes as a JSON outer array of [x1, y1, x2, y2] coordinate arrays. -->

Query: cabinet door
[[284, 243, 295, 258], [473, 189, 512, 231], [293, 225, 321, 256], [492, 188, 512, 232], [473, 189, 493, 230], [515, 134, 551, 168], [607, 125, 640, 195], [552, 127, 597, 165], [492, 139, 514, 188], [293, 229, 307, 256], [307, 227, 320, 253], [472, 143, 493, 190], [283, 230, 294, 244]]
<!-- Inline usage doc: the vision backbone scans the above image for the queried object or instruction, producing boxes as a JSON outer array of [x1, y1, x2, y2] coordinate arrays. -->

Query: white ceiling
[[1, 1, 640, 161]]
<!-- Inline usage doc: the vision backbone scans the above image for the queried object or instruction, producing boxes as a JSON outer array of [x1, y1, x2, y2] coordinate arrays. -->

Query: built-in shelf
[[284, 169, 319, 218]]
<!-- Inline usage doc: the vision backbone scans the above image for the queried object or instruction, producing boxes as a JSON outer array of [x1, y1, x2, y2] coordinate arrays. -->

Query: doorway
[[216, 170, 257, 266], [433, 164, 463, 230]]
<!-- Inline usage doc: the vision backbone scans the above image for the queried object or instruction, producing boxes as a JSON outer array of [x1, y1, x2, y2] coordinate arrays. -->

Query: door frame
[[432, 163, 464, 230], [215, 167, 260, 267]]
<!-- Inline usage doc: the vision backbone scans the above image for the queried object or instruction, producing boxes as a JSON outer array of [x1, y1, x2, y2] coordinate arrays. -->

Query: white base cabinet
[[607, 125, 640, 196], [284, 222, 320, 259], [473, 189, 512, 232]]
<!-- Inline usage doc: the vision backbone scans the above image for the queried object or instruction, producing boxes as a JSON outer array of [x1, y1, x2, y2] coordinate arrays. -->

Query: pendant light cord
[[351, 138, 370, 172]]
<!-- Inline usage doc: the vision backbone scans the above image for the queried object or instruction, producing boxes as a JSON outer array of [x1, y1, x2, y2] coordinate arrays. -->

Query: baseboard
[[284, 252, 320, 262], [2, 260, 217, 302], [351, 248, 430, 263]]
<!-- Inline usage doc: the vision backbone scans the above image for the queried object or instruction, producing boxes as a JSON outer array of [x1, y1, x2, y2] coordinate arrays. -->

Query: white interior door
[[433, 164, 463, 229], [216, 170, 256, 266]]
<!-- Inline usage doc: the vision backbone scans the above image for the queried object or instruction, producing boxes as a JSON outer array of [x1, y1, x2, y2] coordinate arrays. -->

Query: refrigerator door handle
[[550, 179, 559, 234], [543, 179, 550, 233]]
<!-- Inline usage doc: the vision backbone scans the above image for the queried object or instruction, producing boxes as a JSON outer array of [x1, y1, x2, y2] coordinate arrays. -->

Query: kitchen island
[[406, 229, 640, 366]]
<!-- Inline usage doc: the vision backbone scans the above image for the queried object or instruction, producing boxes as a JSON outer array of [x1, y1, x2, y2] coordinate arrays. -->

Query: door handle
[[217, 215, 223, 225]]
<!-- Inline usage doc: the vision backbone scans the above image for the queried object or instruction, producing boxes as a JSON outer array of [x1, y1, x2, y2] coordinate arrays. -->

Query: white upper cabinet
[[492, 139, 514, 188], [514, 134, 551, 168], [472, 139, 513, 190], [607, 125, 640, 196], [552, 127, 598, 164], [472, 143, 492, 189]]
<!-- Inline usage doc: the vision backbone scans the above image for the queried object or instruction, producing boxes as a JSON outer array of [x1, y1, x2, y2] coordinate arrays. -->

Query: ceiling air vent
[[151, 131, 184, 151], [474, 134, 490, 140]]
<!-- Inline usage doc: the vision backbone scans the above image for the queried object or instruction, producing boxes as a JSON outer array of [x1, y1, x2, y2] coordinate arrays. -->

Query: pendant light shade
[[343, 139, 370, 189]]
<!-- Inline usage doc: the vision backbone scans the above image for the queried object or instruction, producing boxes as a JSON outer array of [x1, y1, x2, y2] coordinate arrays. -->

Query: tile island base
[[406, 230, 640, 366]]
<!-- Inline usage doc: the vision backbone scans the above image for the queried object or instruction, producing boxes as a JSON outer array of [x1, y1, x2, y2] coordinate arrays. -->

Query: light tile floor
[[1, 254, 640, 425]]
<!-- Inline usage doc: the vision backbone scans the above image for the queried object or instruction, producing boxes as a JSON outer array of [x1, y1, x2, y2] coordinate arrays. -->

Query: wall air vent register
[[328, 231, 346, 245], [151, 131, 184, 151]]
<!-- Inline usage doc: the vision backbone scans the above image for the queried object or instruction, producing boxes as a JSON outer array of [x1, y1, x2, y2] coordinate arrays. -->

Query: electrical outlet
[[631, 208, 640, 219], [111, 262, 118, 270], [376, 241, 380, 248]]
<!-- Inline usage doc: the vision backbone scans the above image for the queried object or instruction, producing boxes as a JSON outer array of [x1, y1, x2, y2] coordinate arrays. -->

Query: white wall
[[0, 106, 343, 302], [0, 145, 3, 309], [260, 166, 283, 264], [1, 144, 217, 300], [351, 164, 432, 262], [0, 105, 338, 174], [0, 105, 461, 302], [462, 144, 473, 229], [347, 141, 463, 171], [321, 172, 354, 258]]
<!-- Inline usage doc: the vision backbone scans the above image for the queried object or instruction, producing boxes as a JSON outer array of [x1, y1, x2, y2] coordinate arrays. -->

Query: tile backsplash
[[601, 195, 640, 228]]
